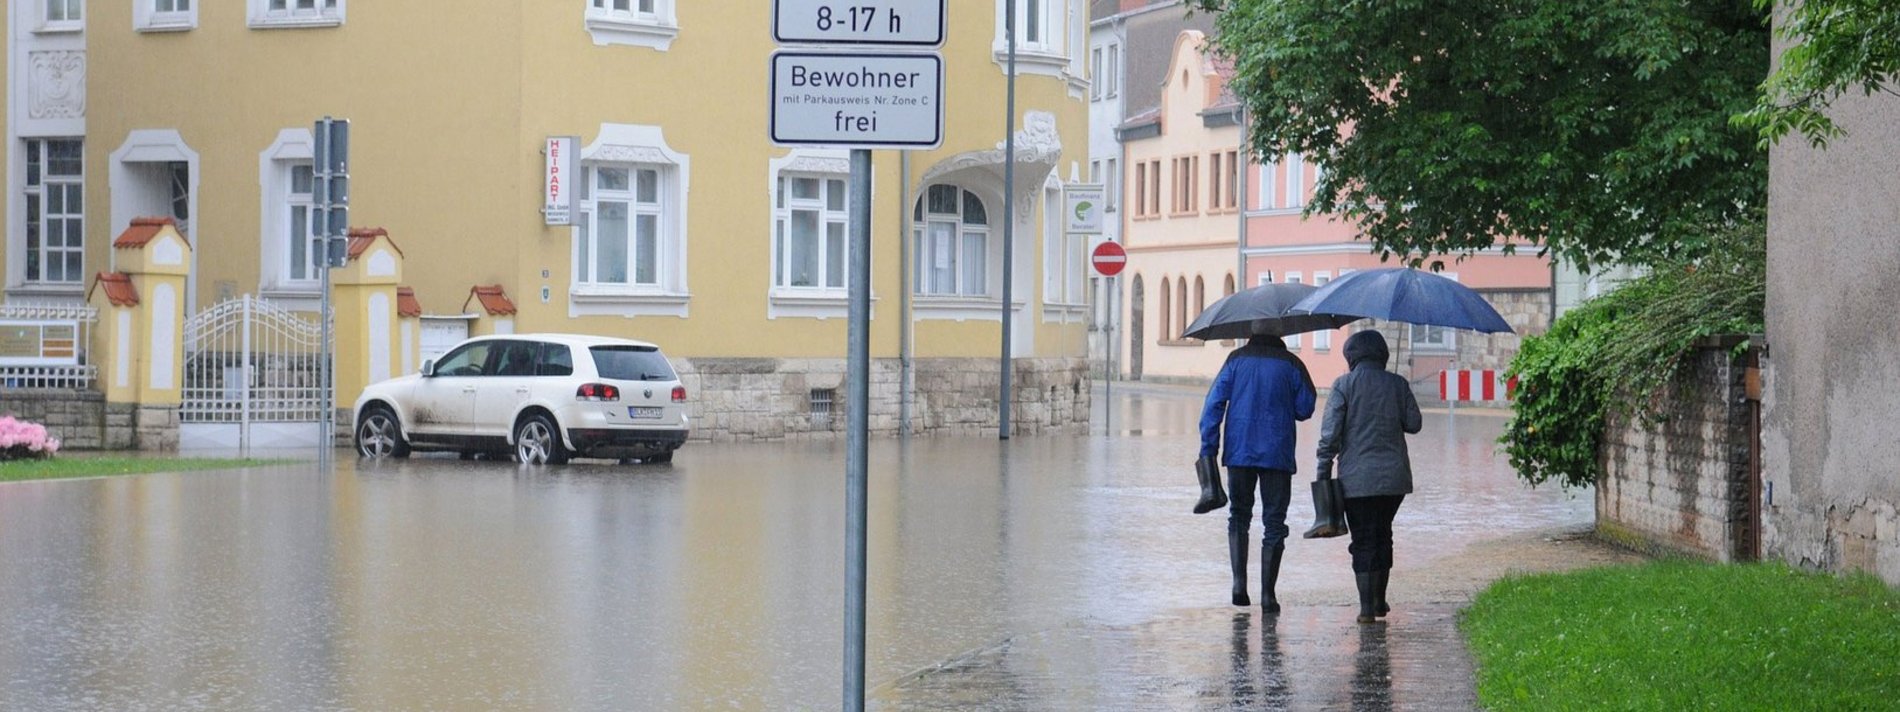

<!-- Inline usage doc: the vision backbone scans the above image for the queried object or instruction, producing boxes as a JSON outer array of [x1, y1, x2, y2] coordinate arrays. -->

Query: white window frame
[[136, 0, 196, 32], [1257, 162, 1277, 211], [569, 123, 691, 318], [1285, 152, 1305, 210], [1042, 181, 1086, 313], [20, 139, 86, 287], [1312, 271, 1333, 350], [1104, 157, 1119, 213], [258, 129, 320, 308], [1090, 46, 1103, 100], [585, 0, 678, 51], [1257, 271, 1273, 286], [1105, 43, 1120, 98], [912, 184, 992, 300], [39, 0, 84, 32], [1281, 272, 1303, 350], [992, 0, 1071, 78], [248, 0, 343, 29], [767, 149, 853, 319]]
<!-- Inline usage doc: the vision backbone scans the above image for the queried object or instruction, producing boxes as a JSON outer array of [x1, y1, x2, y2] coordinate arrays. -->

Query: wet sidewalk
[[874, 604, 1478, 711]]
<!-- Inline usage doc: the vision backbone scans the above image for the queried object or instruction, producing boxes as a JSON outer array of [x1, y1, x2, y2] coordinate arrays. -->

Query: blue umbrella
[[1183, 283, 1362, 341], [1290, 268, 1513, 334]]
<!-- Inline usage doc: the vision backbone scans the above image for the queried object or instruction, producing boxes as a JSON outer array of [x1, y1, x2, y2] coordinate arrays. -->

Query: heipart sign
[[769, 51, 943, 149], [544, 136, 576, 226]]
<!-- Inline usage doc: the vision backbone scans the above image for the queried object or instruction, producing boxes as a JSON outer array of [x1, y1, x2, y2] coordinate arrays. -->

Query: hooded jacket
[[1199, 337, 1317, 472], [1316, 330, 1423, 497]]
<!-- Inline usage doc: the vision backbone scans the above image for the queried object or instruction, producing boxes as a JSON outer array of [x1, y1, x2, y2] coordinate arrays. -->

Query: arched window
[[1223, 273, 1235, 298], [1159, 276, 1172, 343], [912, 185, 990, 296], [1176, 278, 1188, 339], [1194, 276, 1206, 322]]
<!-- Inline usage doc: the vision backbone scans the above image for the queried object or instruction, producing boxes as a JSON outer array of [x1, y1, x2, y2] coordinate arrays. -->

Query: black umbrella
[[1184, 283, 1363, 341]]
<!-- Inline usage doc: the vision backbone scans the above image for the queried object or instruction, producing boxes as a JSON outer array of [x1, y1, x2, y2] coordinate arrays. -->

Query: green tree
[[1188, 0, 1768, 271], [1739, 0, 1900, 147]]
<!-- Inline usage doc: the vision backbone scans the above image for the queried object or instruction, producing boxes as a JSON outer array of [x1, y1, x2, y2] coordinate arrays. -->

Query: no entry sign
[[1091, 241, 1127, 277]]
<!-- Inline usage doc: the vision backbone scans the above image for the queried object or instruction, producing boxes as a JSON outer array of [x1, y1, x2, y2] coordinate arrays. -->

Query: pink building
[[1243, 159, 1553, 389], [1118, 30, 1553, 394]]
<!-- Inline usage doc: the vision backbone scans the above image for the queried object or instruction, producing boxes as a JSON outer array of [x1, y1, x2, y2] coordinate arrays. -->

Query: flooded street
[[0, 384, 1594, 710]]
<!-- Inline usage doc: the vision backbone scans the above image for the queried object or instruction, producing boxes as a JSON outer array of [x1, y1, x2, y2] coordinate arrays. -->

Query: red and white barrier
[[1439, 369, 1517, 402]]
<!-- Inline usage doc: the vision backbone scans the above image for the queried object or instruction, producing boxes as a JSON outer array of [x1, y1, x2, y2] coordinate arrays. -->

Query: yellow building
[[5, 2, 1096, 440]]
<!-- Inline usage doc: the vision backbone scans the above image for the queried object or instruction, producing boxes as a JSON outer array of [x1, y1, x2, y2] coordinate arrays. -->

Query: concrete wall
[[677, 357, 1091, 441], [1764, 87, 1900, 581], [1596, 342, 1759, 561]]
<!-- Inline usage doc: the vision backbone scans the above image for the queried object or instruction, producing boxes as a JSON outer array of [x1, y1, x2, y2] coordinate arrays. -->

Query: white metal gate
[[179, 295, 326, 451]]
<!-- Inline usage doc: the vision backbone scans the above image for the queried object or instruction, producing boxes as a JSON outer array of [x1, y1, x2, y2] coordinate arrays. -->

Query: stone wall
[[1596, 339, 1758, 561], [0, 390, 137, 450], [1455, 289, 1551, 372], [675, 356, 1090, 442]]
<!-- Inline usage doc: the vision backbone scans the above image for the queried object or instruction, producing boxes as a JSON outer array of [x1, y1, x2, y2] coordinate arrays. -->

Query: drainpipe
[[1235, 107, 1248, 300]]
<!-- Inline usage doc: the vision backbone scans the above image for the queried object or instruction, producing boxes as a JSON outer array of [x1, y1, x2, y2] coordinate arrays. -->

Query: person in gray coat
[[1315, 330, 1422, 623]]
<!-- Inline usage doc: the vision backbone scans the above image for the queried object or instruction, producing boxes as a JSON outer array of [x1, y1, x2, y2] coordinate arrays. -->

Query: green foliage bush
[[1501, 220, 1765, 489]]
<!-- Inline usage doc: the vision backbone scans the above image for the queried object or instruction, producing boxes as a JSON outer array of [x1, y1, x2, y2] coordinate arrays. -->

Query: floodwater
[[0, 384, 1589, 710]]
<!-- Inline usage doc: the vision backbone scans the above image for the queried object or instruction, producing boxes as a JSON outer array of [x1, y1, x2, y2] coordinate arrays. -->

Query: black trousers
[[1226, 467, 1293, 550], [1343, 495, 1404, 574]]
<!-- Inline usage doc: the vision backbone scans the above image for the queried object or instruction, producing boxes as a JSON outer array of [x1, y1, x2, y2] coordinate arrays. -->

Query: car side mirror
[[420, 359, 436, 377]]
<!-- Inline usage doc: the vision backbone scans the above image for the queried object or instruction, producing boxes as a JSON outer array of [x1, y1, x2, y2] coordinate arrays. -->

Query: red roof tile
[[465, 285, 517, 316], [397, 286, 423, 318], [113, 217, 176, 248], [88, 272, 140, 307], [345, 227, 406, 260]]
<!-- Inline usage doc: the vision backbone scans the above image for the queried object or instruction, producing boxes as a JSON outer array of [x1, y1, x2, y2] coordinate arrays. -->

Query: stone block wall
[[1455, 289, 1551, 372], [675, 356, 1090, 442], [0, 390, 137, 450], [1596, 339, 1757, 561]]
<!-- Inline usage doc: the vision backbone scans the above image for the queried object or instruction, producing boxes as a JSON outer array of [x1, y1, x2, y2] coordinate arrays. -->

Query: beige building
[[1116, 30, 1243, 382], [3, 2, 1101, 442]]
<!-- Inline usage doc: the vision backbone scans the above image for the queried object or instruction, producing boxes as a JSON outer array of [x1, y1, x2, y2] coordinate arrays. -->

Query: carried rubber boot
[[1374, 569, 1391, 618], [1194, 457, 1228, 514], [1355, 572, 1378, 624], [1229, 531, 1251, 607], [1261, 543, 1284, 614]]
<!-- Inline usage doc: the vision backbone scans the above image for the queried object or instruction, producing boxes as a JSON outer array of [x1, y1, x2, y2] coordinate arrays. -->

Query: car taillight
[[671, 386, 687, 403], [576, 383, 620, 401]]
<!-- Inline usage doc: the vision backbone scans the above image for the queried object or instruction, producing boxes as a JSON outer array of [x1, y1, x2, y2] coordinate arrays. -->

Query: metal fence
[[0, 302, 97, 390], [180, 295, 327, 425]]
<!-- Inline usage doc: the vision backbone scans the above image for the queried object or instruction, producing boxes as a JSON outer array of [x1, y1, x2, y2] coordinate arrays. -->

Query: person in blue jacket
[[1199, 323, 1317, 611]]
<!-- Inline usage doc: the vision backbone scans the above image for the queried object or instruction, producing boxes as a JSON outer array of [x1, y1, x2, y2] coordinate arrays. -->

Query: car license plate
[[629, 406, 663, 419]]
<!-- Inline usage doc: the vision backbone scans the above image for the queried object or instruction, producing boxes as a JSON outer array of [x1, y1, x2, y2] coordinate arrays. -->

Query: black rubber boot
[[1374, 569, 1391, 617], [1229, 530, 1251, 607], [1261, 543, 1284, 614], [1355, 572, 1378, 624]]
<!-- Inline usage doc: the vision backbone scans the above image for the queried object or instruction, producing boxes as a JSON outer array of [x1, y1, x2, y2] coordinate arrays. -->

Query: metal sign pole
[[999, 0, 1017, 441], [843, 148, 872, 712], [1106, 274, 1114, 435]]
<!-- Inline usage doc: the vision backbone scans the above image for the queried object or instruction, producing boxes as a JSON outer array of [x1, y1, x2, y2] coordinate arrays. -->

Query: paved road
[[0, 383, 1622, 710]]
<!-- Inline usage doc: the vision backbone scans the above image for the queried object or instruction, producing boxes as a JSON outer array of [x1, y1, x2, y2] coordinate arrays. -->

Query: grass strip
[[1461, 560, 1900, 711], [0, 456, 293, 483]]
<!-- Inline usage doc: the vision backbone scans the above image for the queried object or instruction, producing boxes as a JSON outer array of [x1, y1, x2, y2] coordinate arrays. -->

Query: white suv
[[353, 333, 690, 464]]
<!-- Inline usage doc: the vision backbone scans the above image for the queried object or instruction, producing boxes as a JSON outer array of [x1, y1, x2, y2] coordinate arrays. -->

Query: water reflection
[[0, 386, 1583, 710]]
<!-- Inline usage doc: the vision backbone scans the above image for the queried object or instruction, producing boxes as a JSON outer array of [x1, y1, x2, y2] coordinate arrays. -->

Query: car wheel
[[515, 413, 570, 465], [356, 406, 411, 458]]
